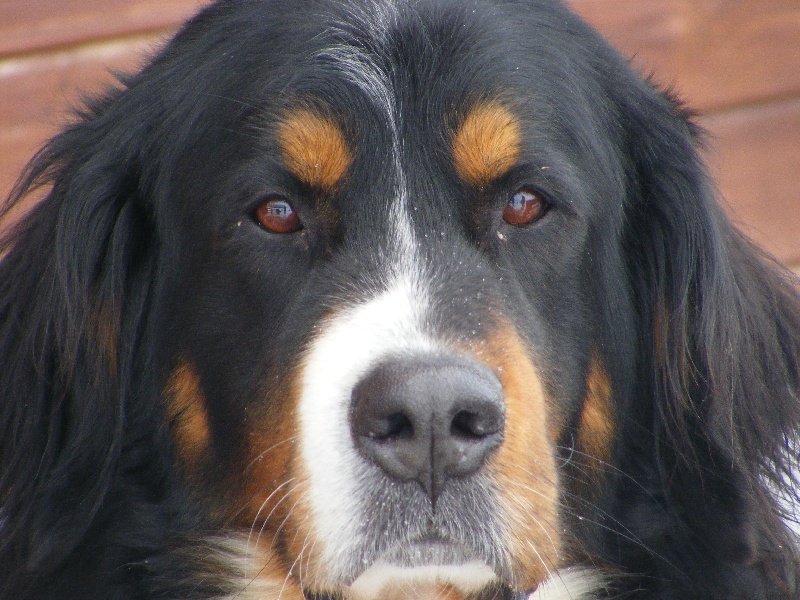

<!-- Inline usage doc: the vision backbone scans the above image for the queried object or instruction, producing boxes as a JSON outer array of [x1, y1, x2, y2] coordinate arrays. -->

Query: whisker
[[256, 482, 305, 552], [244, 435, 297, 472], [525, 539, 554, 582], [553, 444, 654, 497], [282, 523, 313, 598], [297, 521, 319, 592], [505, 463, 686, 578], [247, 478, 297, 557], [268, 492, 308, 553]]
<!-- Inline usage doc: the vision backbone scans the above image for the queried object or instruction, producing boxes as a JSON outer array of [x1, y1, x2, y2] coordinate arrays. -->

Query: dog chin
[[347, 561, 500, 600], [339, 540, 501, 600]]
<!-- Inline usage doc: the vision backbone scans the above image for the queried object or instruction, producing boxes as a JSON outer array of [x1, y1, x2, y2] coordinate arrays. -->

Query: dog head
[[153, 3, 632, 594], [2, 1, 799, 599]]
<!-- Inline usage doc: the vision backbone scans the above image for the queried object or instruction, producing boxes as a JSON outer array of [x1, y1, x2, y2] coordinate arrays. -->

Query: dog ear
[[619, 85, 800, 593], [0, 94, 161, 579]]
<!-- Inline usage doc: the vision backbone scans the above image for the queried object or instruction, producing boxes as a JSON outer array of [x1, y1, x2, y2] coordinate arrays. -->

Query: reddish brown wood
[[0, 0, 211, 55], [0, 36, 163, 201], [568, 0, 685, 70], [569, 0, 800, 113], [700, 98, 800, 266]]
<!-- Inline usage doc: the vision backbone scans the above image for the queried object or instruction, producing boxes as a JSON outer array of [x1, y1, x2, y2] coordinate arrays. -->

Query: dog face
[[155, 2, 629, 595], [2, 1, 800, 599]]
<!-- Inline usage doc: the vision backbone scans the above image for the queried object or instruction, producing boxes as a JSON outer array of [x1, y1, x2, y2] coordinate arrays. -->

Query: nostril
[[450, 394, 505, 438], [371, 412, 414, 441], [451, 410, 487, 439]]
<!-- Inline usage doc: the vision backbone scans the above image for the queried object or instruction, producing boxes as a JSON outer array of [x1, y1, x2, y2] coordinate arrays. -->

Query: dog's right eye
[[253, 196, 303, 234], [503, 187, 549, 226]]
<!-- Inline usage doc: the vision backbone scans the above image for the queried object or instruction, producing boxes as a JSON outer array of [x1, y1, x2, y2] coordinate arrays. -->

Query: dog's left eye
[[503, 187, 549, 225], [253, 197, 303, 234]]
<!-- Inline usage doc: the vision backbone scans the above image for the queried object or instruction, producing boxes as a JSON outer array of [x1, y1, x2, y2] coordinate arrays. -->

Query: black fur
[[1, 1, 799, 598]]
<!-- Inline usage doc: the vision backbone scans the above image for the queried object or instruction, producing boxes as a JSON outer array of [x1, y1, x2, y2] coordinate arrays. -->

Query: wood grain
[[0, 0, 208, 55], [0, 36, 163, 201], [700, 98, 800, 266], [569, 0, 800, 113]]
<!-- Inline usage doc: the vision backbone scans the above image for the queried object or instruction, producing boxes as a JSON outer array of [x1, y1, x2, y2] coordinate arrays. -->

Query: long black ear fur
[[0, 92, 168, 592], [617, 83, 800, 598]]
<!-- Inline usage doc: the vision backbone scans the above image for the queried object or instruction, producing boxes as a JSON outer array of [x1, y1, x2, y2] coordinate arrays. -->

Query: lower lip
[[348, 555, 498, 599], [379, 538, 477, 567]]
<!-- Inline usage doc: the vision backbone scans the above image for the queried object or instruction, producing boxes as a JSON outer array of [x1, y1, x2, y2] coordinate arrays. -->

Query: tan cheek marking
[[238, 364, 327, 589], [576, 357, 614, 470], [468, 324, 561, 591], [452, 102, 522, 188], [164, 360, 211, 472], [277, 109, 352, 189]]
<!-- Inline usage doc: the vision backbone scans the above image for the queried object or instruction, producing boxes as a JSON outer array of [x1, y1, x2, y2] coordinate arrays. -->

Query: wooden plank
[[0, 37, 159, 129], [4, 0, 800, 113], [0, 0, 211, 56], [0, 127, 50, 203], [676, 2, 800, 113], [567, 0, 685, 69], [0, 36, 164, 201], [699, 98, 800, 266], [569, 0, 800, 113]]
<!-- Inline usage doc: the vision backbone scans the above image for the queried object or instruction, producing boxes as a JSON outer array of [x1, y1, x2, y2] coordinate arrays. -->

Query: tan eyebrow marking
[[452, 101, 522, 188], [276, 109, 352, 190]]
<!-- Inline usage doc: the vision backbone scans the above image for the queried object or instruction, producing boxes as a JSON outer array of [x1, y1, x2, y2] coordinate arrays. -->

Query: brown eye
[[503, 188, 548, 225], [254, 197, 302, 234]]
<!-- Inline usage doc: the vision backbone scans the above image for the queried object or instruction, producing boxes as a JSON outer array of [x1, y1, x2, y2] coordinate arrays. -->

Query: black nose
[[350, 355, 505, 501]]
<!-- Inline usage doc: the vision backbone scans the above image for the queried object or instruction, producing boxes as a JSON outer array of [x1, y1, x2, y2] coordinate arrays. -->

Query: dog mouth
[[376, 535, 481, 567], [304, 536, 532, 600]]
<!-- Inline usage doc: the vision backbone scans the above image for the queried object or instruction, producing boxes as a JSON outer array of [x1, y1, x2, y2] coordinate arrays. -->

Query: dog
[[1, 0, 800, 598]]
